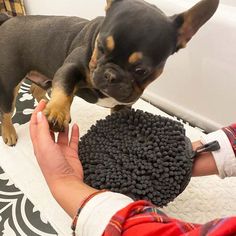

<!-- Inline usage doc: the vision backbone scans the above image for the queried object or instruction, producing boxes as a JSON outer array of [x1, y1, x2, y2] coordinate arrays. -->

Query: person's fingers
[[69, 124, 79, 153], [34, 111, 54, 146], [57, 127, 69, 145], [30, 100, 47, 147], [30, 100, 47, 126]]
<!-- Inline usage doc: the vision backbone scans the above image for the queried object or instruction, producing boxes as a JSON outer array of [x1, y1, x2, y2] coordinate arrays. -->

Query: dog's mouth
[[90, 69, 142, 104], [99, 87, 139, 104]]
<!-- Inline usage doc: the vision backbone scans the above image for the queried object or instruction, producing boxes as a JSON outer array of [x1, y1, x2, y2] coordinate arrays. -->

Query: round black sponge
[[79, 109, 194, 207]]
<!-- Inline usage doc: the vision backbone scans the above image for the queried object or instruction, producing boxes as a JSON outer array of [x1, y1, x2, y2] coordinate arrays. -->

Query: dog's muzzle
[[91, 66, 141, 103]]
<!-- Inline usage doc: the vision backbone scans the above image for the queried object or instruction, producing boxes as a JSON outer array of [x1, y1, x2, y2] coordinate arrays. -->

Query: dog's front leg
[[43, 62, 81, 132]]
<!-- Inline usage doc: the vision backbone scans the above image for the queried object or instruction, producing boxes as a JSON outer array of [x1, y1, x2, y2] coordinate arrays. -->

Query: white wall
[[23, 0, 236, 131], [23, 0, 105, 19]]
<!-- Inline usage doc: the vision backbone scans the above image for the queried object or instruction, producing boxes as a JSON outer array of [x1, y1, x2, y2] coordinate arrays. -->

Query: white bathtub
[[143, 0, 236, 131], [24, 0, 236, 131]]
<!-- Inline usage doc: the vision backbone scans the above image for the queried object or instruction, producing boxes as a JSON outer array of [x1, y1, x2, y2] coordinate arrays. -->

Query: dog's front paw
[[43, 103, 71, 132], [2, 125, 18, 146]]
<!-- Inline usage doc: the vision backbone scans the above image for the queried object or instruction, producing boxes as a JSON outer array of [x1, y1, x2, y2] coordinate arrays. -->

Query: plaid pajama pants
[[0, 0, 25, 16]]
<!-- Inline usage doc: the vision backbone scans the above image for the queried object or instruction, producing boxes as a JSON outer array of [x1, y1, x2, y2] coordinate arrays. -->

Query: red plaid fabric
[[222, 123, 236, 156], [0, 0, 25, 16], [103, 200, 236, 236]]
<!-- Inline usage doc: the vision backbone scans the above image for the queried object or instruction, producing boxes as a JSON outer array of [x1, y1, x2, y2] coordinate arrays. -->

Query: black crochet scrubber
[[79, 109, 194, 207]]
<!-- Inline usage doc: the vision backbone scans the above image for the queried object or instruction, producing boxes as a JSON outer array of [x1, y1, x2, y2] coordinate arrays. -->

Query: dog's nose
[[104, 70, 116, 83]]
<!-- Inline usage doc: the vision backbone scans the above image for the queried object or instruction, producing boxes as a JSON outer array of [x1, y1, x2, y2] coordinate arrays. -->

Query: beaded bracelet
[[71, 189, 108, 234]]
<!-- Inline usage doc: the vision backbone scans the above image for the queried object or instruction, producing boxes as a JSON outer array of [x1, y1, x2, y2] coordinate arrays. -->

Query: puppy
[[0, 0, 219, 146]]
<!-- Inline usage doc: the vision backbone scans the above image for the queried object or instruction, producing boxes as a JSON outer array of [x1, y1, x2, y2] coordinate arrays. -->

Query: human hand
[[30, 100, 97, 218], [30, 100, 83, 186]]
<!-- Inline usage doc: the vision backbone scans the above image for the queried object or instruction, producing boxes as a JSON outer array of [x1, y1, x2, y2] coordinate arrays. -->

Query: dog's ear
[[105, 0, 122, 11], [171, 0, 219, 51]]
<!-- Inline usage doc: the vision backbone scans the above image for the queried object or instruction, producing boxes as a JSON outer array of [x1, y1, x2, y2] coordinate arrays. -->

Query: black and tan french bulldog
[[0, 0, 219, 146]]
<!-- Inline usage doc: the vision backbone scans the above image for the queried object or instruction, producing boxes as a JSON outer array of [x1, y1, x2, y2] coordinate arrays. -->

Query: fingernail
[[37, 112, 43, 123], [73, 123, 78, 130], [41, 99, 47, 103]]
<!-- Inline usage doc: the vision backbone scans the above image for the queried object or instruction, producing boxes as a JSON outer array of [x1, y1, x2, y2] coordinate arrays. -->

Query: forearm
[[191, 141, 219, 177], [49, 178, 134, 236], [50, 176, 98, 218]]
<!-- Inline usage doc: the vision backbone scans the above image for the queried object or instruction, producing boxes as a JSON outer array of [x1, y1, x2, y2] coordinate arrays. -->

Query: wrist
[[191, 141, 218, 177], [50, 176, 98, 218], [201, 130, 236, 178]]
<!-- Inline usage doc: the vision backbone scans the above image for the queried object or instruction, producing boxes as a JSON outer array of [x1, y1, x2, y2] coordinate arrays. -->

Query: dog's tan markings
[[89, 47, 98, 71], [1, 83, 21, 146], [27, 71, 51, 102], [83, 69, 94, 88], [30, 83, 48, 102], [1, 113, 17, 146], [105, 0, 113, 11], [43, 87, 73, 132], [128, 52, 143, 64], [89, 35, 99, 72], [106, 36, 115, 52]]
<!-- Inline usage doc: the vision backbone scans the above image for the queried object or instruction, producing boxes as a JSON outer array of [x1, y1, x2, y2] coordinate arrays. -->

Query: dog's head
[[89, 0, 219, 105]]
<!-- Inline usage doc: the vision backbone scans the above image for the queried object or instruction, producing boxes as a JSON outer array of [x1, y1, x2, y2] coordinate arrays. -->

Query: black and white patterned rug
[[0, 80, 58, 235]]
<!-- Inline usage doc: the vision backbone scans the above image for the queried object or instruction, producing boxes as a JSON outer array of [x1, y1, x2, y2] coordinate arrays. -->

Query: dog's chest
[[75, 88, 133, 108], [96, 97, 125, 108]]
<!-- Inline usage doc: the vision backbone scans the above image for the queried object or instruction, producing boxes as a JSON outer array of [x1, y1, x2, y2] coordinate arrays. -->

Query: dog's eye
[[134, 67, 148, 77]]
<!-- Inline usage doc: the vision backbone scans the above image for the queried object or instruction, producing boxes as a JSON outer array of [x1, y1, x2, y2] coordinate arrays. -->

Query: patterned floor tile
[[0, 81, 58, 235]]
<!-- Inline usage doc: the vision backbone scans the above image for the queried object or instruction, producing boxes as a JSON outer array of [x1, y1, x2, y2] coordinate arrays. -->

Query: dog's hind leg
[[26, 71, 52, 102], [30, 83, 48, 103], [1, 83, 21, 146]]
